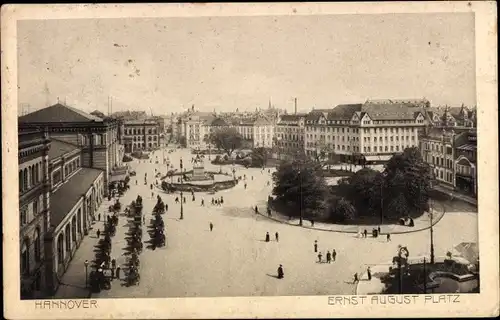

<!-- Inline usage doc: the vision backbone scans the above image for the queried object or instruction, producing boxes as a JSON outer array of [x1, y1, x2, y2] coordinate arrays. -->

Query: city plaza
[[55, 145, 478, 298]]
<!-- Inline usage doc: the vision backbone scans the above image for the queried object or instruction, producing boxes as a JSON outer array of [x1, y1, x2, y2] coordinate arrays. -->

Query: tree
[[251, 147, 270, 167], [208, 127, 243, 157], [330, 197, 356, 222], [384, 147, 432, 216], [272, 158, 328, 221]]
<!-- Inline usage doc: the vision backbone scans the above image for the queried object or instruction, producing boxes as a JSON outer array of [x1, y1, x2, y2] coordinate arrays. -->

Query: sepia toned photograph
[[2, 2, 498, 319]]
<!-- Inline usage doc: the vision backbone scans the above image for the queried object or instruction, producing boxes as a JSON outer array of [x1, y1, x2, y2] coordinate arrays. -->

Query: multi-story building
[[424, 104, 477, 128], [420, 127, 477, 197], [19, 129, 51, 299], [122, 119, 160, 153], [19, 103, 123, 194], [453, 130, 477, 196], [44, 139, 105, 295], [420, 128, 457, 187], [304, 100, 427, 164], [275, 114, 306, 159]]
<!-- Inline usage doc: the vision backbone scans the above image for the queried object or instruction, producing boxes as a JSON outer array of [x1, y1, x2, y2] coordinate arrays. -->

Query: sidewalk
[[433, 184, 477, 206], [256, 204, 446, 235], [53, 201, 113, 299]]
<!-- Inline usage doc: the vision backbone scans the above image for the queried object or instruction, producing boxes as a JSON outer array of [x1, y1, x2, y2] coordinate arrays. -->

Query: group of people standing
[[314, 240, 337, 264]]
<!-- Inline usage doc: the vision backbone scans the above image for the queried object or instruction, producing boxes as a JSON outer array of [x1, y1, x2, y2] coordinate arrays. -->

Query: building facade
[[19, 130, 51, 299], [420, 127, 477, 197], [275, 114, 306, 159], [304, 100, 427, 163], [122, 119, 160, 153], [44, 139, 105, 295], [19, 103, 123, 194]]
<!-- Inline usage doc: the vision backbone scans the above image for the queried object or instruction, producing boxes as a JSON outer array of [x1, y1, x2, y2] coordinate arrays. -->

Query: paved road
[[65, 147, 478, 298]]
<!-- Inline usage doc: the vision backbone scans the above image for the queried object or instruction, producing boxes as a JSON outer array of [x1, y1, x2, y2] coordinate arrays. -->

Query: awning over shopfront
[[364, 155, 392, 162]]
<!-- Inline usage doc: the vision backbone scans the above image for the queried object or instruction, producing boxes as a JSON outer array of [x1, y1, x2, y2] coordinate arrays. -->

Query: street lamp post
[[397, 245, 409, 294], [298, 161, 303, 226], [180, 158, 184, 220], [84, 260, 89, 288], [429, 199, 435, 264]]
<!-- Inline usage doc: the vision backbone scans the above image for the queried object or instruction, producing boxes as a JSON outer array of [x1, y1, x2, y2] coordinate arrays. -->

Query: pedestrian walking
[[377, 226, 381, 234], [265, 232, 270, 242], [332, 249, 337, 261], [277, 264, 284, 279], [353, 273, 359, 283], [318, 252, 323, 263], [314, 240, 318, 252], [116, 266, 121, 280], [326, 251, 332, 263], [255, 205, 259, 213], [192, 195, 195, 202], [97, 229, 101, 238], [311, 219, 315, 227], [363, 229, 368, 238], [209, 222, 213, 231], [175, 197, 179, 203], [220, 196, 224, 204], [211, 198, 214, 205], [367, 267, 372, 280], [267, 207, 272, 217], [201, 199, 204, 206], [387, 233, 391, 242], [244, 183, 247, 189], [275, 232, 279, 242]]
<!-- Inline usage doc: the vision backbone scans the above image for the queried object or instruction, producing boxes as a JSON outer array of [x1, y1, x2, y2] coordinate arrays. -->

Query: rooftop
[[19, 103, 104, 124], [48, 139, 80, 160], [50, 168, 104, 229]]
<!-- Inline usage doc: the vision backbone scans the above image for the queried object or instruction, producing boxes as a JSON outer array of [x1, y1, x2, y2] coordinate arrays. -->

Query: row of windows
[[125, 128, 157, 135], [435, 169, 454, 183], [132, 136, 158, 141], [306, 126, 418, 134], [19, 161, 43, 193], [20, 195, 41, 226], [306, 119, 420, 125], [456, 164, 474, 176], [276, 134, 303, 141], [276, 127, 301, 132], [133, 142, 157, 148], [305, 143, 417, 153], [64, 157, 80, 178], [21, 228, 42, 276], [431, 156, 453, 169]]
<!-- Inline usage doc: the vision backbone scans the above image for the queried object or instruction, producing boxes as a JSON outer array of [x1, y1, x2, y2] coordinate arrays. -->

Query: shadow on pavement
[[266, 273, 280, 279]]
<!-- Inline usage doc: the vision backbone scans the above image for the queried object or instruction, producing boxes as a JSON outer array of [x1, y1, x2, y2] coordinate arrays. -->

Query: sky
[[17, 13, 476, 116]]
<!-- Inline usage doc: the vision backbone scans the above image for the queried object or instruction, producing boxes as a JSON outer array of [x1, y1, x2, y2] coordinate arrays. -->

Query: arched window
[[21, 238, 30, 275], [35, 163, 40, 183], [23, 168, 28, 190], [31, 166, 35, 185], [34, 228, 41, 262], [19, 170, 23, 192], [65, 224, 71, 253], [57, 233, 64, 264], [71, 216, 77, 243]]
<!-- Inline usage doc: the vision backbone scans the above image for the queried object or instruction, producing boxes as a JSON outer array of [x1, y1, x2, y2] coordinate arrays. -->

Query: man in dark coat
[[209, 222, 213, 232], [277, 265, 284, 279], [314, 240, 318, 252], [265, 232, 270, 242], [275, 232, 279, 242]]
